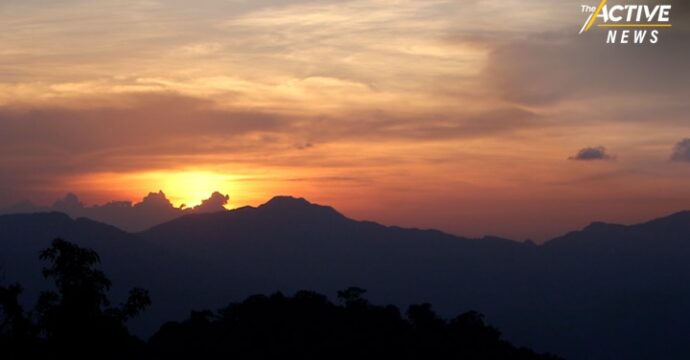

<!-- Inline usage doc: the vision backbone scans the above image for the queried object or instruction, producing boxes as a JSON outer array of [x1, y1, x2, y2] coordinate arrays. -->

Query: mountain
[[0, 212, 246, 336], [527, 213, 690, 359], [140, 196, 533, 318], [0, 191, 230, 232], [3, 196, 690, 359]]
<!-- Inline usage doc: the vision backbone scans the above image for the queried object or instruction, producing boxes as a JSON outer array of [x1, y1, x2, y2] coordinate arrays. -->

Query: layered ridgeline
[[0, 191, 230, 232], [1, 196, 690, 359]]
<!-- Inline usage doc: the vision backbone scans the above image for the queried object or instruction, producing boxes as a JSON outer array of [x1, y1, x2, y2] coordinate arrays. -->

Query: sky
[[1, 0, 689, 241]]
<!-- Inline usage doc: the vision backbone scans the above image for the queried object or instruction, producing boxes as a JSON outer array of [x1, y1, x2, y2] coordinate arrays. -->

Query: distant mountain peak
[[579, 210, 690, 234], [582, 221, 620, 231], [642, 210, 690, 226], [258, 196, 344, 220], [262, 196, 312, 208]]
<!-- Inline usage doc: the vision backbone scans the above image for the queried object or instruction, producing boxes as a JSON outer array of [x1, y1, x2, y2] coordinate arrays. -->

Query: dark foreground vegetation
[[0, 239, 561, 360]]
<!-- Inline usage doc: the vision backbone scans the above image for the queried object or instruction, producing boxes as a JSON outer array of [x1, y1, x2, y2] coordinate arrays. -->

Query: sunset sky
[[1, 0, 689, 240]]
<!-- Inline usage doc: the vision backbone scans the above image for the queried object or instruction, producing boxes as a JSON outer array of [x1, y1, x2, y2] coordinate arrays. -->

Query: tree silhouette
[[337, 286, 368, 307], [0, 283, 41, 358], [2, 239, 562, 359], [2, 238, 152, 359], [149, 287, 562, 360], [35, 239, 150, 358]]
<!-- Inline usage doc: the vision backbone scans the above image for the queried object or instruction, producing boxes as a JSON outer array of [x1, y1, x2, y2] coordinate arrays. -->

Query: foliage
[[150, 290, 561, 360], [1, 239, 560, 360], [2, 239, 150, 359]]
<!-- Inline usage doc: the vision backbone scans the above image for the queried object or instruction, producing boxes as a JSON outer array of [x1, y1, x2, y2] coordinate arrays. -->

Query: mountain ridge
[[4, 195, 690, 248], [143, 195, 690, 247], [0, 191, 231, 233], [6, 195, 690, 248], [3, 197, 690, 359]]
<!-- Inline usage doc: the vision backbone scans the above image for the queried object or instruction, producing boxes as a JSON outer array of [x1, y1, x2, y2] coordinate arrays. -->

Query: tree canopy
[[1, 239, 560, 360]]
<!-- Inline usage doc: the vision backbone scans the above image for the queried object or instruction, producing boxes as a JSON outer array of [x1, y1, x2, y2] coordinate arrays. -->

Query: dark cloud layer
[[0, 94, 285, 156], [0, 90, 543, 205], [0, 93, 292, 202]]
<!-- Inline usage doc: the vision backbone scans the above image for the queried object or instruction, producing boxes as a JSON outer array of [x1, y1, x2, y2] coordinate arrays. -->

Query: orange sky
[[1, 0, 689, 240]]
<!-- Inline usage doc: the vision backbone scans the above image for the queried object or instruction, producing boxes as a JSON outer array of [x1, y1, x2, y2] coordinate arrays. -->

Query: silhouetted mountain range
[[0, 191, 230, 232], [2, 196, 690, 359]]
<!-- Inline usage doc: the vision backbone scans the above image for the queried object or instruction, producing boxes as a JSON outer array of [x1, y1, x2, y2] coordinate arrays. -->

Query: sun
[[65, 168, 275, 210], [81, 170, 239, 209], [156, 171, 234, 208]]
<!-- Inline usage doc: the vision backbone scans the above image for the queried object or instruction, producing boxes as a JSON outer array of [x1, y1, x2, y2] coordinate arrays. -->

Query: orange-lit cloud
[[1, 0, 690, 240]]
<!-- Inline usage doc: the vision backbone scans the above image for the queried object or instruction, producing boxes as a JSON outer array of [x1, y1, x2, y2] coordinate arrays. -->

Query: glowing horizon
[[1, 0, 689, 241]]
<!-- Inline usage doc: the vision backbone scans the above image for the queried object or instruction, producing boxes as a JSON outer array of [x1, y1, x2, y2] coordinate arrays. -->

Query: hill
[[3, 197, 690, 359]]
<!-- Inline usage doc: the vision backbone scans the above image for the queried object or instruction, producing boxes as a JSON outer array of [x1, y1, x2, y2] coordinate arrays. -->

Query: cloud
[[0, 93, 291, 175], [295, 142, 314, 150], [52, 193, 84, 213], [484, 33, 690, 107], [192, 191, 229, 213], [569, 146, 613, 161], [479, 0, 690, 112], [671, 139, 690, 162], [1, 190, 232, 232], [0, 92, 540, 191], [135, 191, 177, 211], [1, 0, 689, 243]]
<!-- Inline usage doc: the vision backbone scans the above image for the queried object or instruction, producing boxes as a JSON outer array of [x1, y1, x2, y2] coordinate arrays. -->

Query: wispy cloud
[[1, 0, 690, 240]]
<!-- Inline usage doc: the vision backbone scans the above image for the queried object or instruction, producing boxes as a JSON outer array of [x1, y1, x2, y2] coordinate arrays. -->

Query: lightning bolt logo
[[579, 0, 607, 34]]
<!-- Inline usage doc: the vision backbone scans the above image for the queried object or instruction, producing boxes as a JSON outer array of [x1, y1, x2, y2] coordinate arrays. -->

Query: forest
[[0, 239, 561, 360]]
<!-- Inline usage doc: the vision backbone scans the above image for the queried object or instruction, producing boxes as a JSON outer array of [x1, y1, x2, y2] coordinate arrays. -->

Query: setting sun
[[2, 1, 690, 358], [66, 170, 245, 209], [157, 171, 235, 208]]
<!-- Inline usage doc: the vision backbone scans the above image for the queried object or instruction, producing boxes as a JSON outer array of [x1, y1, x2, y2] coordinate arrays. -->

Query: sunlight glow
[[157, 171, 235, 208], [69, 170, 244, 209]]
